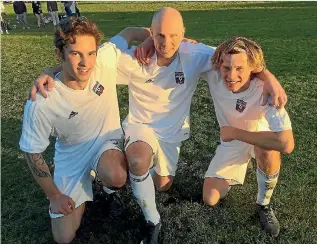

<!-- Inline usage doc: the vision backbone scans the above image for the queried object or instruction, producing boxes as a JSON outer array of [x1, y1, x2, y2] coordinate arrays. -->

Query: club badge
[[93, 81, 104, 96], [236, 99, 247, 113], [175, 72, 185, 84]]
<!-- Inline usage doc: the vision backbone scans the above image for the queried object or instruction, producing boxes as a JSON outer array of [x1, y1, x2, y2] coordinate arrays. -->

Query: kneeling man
[[203, 37, 294, 237], [20, 17, 130, 243]]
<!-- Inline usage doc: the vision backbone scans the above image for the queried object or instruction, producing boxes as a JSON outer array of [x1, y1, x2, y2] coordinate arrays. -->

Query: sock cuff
[[129, 171, 150, 182], [257, 167, 279, 180]]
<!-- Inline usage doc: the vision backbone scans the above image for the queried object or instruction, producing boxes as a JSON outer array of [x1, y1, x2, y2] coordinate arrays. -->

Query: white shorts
[[205, 140, 255, 185], [49, 139, 123, 218], [124, 124, 181, 177]]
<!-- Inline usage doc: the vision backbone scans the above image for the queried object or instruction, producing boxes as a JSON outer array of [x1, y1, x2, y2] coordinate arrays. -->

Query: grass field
[[1, 1, 317, 244]]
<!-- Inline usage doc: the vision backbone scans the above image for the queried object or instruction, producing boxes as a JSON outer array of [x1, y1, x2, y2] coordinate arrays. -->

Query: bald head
[[151, 7, 185, 62], [151, 7, 184, 29]]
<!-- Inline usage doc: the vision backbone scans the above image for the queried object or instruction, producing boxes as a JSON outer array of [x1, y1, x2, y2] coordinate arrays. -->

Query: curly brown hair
[[212, 37, 266, 73], [54, 17, 103, 57]]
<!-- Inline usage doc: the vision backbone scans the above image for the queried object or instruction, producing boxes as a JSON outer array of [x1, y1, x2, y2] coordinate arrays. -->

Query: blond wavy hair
[[212, 37, 266, 73]]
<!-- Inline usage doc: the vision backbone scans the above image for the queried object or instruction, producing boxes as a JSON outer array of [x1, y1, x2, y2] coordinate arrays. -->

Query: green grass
[[2, 2, 317, 244]]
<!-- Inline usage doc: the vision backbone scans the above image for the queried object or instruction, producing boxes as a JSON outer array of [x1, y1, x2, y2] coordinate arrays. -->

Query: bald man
[[115, 8, 286, 243], [31, 8, 287, 244]]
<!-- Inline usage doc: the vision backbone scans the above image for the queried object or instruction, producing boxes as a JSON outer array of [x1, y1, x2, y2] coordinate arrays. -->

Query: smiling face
[[61, 35, 97, 83], [213, 37, 266, 93], [152, 20, 184, 60], [151, 7, 185, 64], [220, 53, 254, 93], [54, 17, 102, 85]]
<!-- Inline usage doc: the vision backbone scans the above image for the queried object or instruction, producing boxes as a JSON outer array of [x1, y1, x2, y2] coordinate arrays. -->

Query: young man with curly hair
[[19, 17, 150, 243]]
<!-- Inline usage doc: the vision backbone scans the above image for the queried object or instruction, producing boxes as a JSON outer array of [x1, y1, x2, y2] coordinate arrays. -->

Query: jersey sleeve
[[180, 42, 215, 74], [19, 100, 52, 153], [264, 106, 292, 132], [108, 35, 129, 52], [103, 35, 137, 85]]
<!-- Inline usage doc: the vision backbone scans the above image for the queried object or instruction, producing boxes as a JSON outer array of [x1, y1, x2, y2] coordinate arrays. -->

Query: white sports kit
[[112, 36, 215, 176], [203, 70, 292, 184], [19, 41, 127, 218]]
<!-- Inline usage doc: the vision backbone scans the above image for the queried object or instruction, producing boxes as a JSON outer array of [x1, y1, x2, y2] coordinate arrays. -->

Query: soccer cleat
[[140, 221, 161, 244], [257, 204, 280, 237]]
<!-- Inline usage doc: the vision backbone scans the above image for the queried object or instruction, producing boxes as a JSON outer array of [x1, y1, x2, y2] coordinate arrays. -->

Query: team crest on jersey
[[93, 81, 104, 96], [175, 72, 185, 84], [236, 99, 247, 113]]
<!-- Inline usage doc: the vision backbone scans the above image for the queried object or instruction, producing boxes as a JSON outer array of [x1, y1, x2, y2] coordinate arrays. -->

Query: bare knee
[[203, 193, 220, 207], [53, 230, 76, 244], [255, 147, 280, 173], [255, 148, 280, 162], [128, 156, 150, 175], [51, 204, 85, 243], [203, 177, 229, 207], [97, 150, 128, 187], [156, 185, 171, 192], [105, 169, 127, 188], [156, 180, 173, 192], [126, 142, 153, 175], [153, 174, 173, 192], [203, 187, 221, 207]]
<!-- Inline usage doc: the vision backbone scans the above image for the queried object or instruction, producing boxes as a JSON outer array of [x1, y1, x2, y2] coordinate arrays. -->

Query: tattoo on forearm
[[25, 153, 51, 178]]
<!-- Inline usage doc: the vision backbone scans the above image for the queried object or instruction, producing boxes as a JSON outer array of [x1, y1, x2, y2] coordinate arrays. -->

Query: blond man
[[203, 37, 294, 237]]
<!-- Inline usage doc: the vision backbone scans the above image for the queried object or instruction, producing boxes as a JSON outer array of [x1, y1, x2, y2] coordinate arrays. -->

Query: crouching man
[[203, 37, 294, 237], [19, 17, 149, 243]]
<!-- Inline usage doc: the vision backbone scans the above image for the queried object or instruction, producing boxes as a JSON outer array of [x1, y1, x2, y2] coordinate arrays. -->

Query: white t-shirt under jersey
[[112, 36, 215, 143], [204, 70, 292, 133], [19, 42, 125, 177]]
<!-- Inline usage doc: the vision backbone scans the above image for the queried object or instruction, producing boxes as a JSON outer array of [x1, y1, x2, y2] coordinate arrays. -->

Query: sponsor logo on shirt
[[93, 81, 104, 96], [236, 99, 247, 113], [68, 111, 78, 119], [175, 72, 185, 84], [145, 78, 154, 83]]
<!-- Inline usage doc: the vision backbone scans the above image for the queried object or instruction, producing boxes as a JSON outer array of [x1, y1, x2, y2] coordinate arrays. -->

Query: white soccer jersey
[[111, 36, 215, 143], [204, 70, 292, 133], [19, 42, 125, 177]]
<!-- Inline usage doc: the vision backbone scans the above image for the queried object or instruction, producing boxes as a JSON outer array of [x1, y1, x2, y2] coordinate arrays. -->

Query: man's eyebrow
[[69, 50, 97, 54]]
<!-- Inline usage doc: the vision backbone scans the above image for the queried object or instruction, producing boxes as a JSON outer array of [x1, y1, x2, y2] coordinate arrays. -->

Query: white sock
[[129, 171, 160, 224], [256, 167, 279, 206]]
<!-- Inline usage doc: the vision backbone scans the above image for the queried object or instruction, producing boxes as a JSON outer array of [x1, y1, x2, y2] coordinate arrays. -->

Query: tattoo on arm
[[25, 153, 51, 178]]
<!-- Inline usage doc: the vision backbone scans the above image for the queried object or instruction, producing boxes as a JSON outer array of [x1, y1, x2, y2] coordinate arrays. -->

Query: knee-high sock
[[129, 171, 160, 224], [256, 167, 279, 206]]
